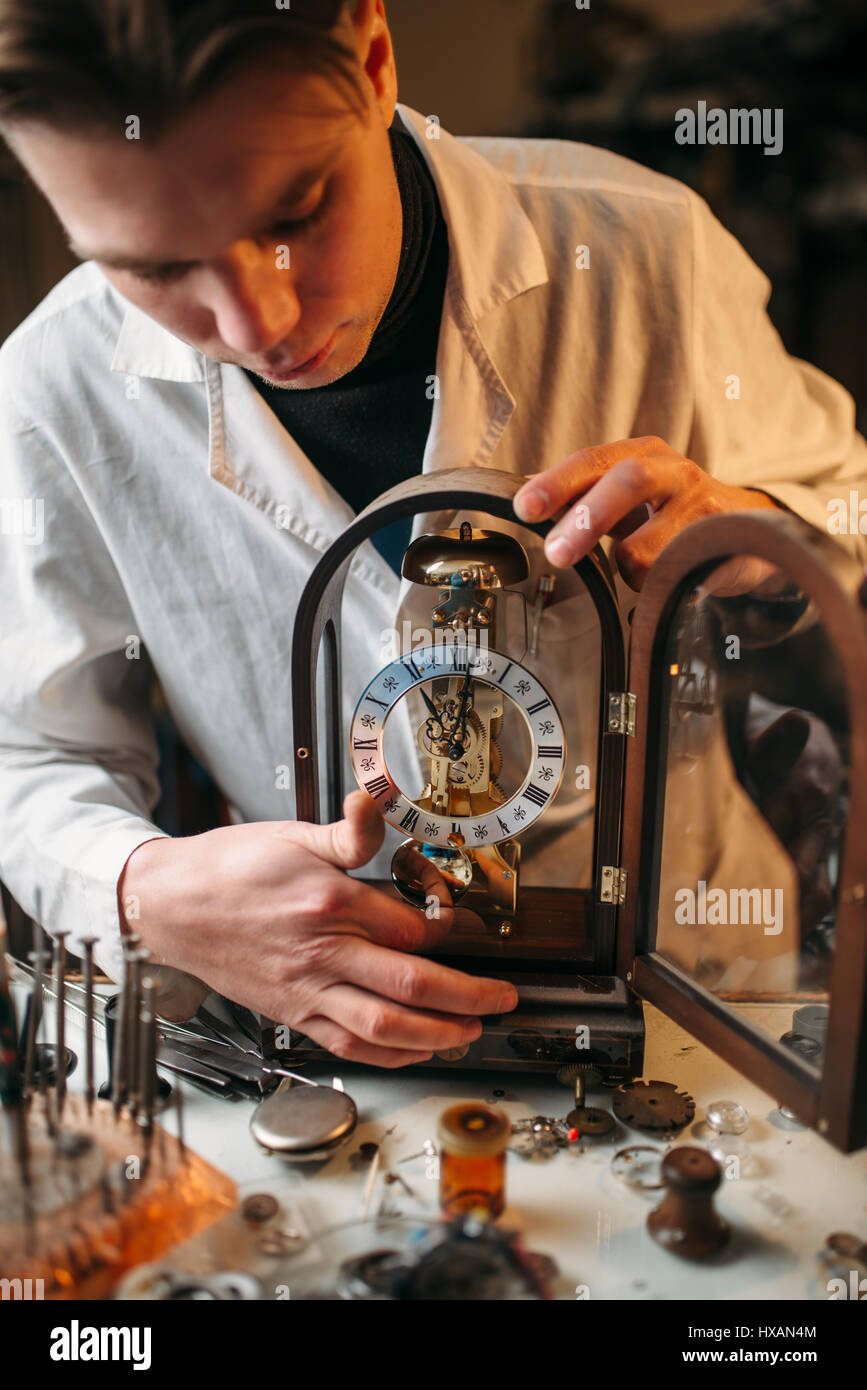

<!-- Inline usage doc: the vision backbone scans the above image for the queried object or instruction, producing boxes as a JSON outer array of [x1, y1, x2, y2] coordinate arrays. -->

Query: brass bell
[[402, 524, 529, 589]]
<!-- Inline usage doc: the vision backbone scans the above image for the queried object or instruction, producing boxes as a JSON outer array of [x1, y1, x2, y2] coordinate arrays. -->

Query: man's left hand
[[513, 436, 780, 590]]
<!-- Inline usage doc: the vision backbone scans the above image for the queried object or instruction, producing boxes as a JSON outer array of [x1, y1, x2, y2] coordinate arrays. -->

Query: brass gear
[[612, 1080, 696, 1136]]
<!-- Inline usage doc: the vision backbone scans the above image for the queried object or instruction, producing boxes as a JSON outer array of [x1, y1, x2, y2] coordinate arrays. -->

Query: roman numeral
[[364, 775, 391, 800], [365, 694, 389, 710], [400, 807, 420, 833], [402, 656, 423, 679], [497, 662, 514, 685], [538, 745, 563, 759], [451, 822, 462, 837], [527, 698, 551, 715], [522, 784, 550, 808], [450, 649, 469, 671], [353, 738, 377, 751]]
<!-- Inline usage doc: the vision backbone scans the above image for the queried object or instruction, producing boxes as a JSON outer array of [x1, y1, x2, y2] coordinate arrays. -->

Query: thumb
[[292, 789, 385, 869]]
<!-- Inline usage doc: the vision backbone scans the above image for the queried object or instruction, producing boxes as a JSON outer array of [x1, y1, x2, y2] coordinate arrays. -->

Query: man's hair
[[0, 0, 367, 132]]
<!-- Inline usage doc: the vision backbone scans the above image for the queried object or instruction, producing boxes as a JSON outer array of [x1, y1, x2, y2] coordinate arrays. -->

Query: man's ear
[[348, 0, 398, 122]]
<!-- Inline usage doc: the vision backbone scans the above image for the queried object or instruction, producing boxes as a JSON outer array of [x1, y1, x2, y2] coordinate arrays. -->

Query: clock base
[[283, 992, 645, 1081]]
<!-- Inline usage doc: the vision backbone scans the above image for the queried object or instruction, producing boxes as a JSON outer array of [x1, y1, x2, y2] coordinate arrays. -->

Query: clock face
[[349, 644, 566, 848]]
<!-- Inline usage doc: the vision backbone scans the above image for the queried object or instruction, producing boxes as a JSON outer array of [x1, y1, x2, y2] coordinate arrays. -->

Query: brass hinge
[[600, 865, 628, 905], [607, 692, 636, 736]]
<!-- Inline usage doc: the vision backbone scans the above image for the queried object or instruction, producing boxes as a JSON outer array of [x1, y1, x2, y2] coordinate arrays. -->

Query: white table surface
[[16, 979, 867, 1301]]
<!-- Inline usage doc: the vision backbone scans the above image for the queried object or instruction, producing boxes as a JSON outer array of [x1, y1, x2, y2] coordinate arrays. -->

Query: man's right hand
[[117, 790, 519, 1068]]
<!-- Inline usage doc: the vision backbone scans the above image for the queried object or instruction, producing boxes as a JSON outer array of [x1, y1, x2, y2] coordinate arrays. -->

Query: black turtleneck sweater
[[245, 121, 449, 573]]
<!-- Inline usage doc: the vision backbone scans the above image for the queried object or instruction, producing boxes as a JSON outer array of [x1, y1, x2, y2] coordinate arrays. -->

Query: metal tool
[[152, 1041, 238, 1094], [174, 1078, 186, 1163], [194, 1005, 260, 1055], [80, 937, 97, 1116], [138, 976, 157, 1171], [53, 930, 69, 1122], [111, 941, 133, 1117], [22, 932, 47, 1101], [399, 1139, 437, 1165], [126, 944, 144, 1118], [360, 1145, 381, 1217], [156, 1030, 312, 1094], [529, 573, 555, 657], [0, 929, 30, 1189], [12, 954, 105, 1033], [222, 1000, 261, 1047]]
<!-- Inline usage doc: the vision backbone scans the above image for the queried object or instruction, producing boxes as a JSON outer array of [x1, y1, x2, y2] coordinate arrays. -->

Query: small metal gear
[[556, 1062, 602, 1089], [489, 736, 503, 782], [565, 1106, 615, 1137], [612, 1080, 695, 1136]]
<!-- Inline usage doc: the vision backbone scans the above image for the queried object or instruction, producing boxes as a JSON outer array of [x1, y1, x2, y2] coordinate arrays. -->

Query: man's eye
[[132, 264, 189, 287], [271, 185, 331, 236]]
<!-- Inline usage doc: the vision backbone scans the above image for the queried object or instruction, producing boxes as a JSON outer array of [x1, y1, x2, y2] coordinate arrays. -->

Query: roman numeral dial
[[349, 644, 566, 847]]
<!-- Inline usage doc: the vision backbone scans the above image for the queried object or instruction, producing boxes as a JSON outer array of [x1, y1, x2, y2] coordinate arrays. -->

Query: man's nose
[[205, 240, 301, 353]]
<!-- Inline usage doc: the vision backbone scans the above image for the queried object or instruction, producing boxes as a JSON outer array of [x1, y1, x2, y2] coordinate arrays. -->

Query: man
[[0, 0, 863, 1064]]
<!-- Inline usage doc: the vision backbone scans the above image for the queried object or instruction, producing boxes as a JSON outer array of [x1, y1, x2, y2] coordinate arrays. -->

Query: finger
[[544, 453, 685, 568], [387, 852, 487, 939], [319, 982, 486, 1052], [298, 1014, 435, 1069], [611, 485, 768, 590], [611, 503, 693, 590], [513, 437, 676, 523], [345, 878, 462, 953], [287, 789, 385, 870], [694, 556, 785, 599], [395, 844, 456, 919], [337, 935, 519, 1016]]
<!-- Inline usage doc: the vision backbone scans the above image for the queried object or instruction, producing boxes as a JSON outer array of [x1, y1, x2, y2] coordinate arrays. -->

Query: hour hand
[[420, 688, 440, 721]]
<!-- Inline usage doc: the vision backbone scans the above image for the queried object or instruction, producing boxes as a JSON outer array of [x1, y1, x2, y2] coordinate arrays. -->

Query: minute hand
[[448, 673, 474, 758]]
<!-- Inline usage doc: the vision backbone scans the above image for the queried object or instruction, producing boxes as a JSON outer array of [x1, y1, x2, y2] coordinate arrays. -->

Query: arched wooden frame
[[617, 510, 867, 1152], [290, 466, 626, 970]]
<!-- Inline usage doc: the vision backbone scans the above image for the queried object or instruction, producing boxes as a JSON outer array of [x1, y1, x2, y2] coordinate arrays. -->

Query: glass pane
[[652, 555, 848, 1076], [321, 514, 609, 961]]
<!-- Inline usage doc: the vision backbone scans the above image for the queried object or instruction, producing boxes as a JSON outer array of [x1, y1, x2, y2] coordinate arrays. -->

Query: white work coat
[[1, 103, 865, 1001]]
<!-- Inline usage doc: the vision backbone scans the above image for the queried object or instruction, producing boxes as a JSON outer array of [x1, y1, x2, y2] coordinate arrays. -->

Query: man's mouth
[[260, 329, 339, 381]]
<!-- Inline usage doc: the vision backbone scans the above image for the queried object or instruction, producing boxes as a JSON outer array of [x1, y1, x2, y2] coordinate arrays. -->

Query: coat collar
[[109, 103, 549, 381]]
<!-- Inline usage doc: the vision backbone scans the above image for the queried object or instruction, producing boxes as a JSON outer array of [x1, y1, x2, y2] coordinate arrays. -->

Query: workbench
[[37, 985, 867, 1301]]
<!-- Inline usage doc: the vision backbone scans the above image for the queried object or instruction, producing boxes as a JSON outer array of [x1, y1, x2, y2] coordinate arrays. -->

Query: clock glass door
[[619, 512, 867, 1151]]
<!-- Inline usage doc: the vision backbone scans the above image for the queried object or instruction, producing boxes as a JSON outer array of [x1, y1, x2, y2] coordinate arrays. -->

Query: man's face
[[7, 54, 402, 388]]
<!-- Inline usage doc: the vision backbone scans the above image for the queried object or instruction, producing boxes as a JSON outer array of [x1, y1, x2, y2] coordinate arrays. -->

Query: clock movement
[[348, 523, 566, 921]]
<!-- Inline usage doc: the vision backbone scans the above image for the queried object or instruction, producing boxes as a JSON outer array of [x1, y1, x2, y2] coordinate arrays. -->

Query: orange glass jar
[[437, 1102, 510, 1220]]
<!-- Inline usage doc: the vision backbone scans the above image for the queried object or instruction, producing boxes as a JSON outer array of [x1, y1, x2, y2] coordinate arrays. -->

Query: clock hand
[[420, 688, 440, 721], [448, 672, 474, 759]]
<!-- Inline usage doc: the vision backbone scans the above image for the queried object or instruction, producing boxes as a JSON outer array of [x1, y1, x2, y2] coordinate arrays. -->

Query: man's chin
[[245, 340, 368, 390]]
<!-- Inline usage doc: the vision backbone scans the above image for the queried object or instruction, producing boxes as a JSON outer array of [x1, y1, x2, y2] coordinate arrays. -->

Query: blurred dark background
[[390, 0, 867, 431]]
